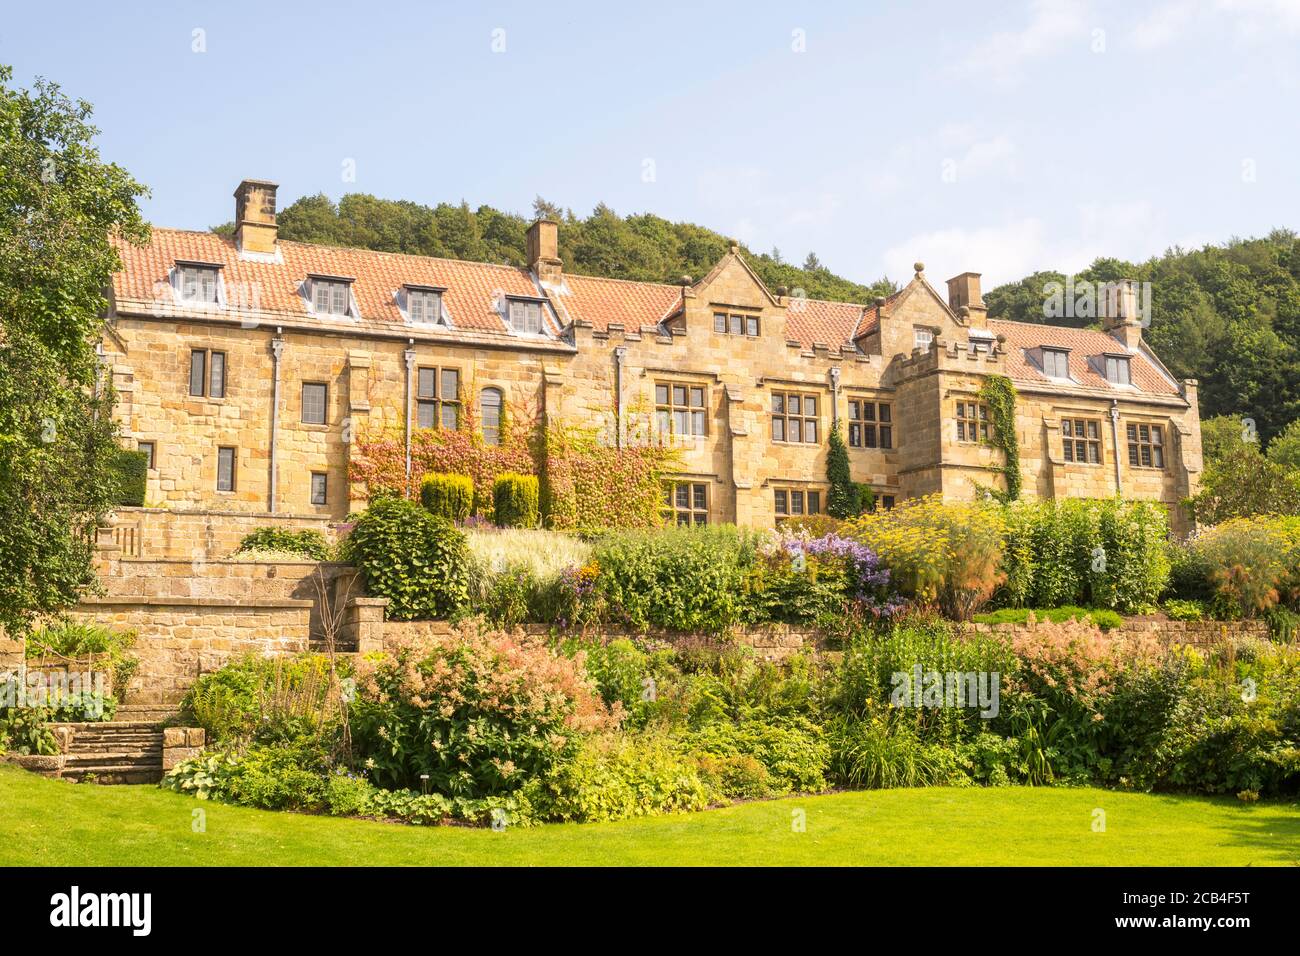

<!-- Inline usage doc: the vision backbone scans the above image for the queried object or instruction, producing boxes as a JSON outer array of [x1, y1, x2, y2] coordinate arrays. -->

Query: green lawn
[[2, 765, 1297, 866]]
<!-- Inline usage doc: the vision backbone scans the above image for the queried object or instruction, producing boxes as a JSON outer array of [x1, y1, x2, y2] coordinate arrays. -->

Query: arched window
[[480, 387, 503, 446]]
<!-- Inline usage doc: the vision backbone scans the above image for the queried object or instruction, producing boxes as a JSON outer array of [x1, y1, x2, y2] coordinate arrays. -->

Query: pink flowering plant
[[350, 621, 618, 797]]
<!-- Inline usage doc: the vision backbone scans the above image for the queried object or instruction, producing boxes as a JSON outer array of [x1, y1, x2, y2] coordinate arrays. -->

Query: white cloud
[[958, 0, 1089, 85], [1126, 0, 1300, 49], [882, 200, 1160, 287], [1217, 0, 1300, 37], [1129, 1, 1197, 49], [956, 136, 1019, 180]]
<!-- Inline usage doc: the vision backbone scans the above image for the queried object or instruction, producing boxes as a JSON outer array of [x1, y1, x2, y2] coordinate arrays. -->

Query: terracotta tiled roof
[[852, 288, 907, 339], [784, 297, 869, 347], [990, 319, 1180, 397], [112, 229, 560, 342], [557, 273, 684, 331]]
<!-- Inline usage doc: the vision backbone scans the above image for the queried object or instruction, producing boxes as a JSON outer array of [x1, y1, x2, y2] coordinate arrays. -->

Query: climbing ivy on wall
[[979, 374, 1022, 502], [349, 405, 678, 531], [348, 395, 537, 513], [539, 424, 680, 533]]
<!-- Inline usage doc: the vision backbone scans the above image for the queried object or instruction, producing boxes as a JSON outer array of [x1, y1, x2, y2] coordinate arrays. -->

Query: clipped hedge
[[493, 473, 540, 528], [111, 448, 148, 507], [342, 497, 470, 620], [420, 472, 473, 523]]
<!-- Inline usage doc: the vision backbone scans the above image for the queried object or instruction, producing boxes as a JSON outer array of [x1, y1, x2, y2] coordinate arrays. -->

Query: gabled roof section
[[111, 228, 565, 343], [693, 246, 783, 308], [991, 319, 1182, 397]]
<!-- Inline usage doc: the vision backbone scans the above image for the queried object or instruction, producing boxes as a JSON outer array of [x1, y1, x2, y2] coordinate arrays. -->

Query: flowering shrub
[[350, 621, 617, 796], [681, 716, 829, 795], [1185, 516, 1300, 618], [846, 495, 1006, 620], [750, 529, 901, 625], [350, 418, 535, 516]]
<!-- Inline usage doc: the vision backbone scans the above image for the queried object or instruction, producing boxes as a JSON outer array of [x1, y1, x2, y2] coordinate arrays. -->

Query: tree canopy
[[985, 232, 1300, 444], [246, 192, 897, 305], [0, 66, 148, 635]]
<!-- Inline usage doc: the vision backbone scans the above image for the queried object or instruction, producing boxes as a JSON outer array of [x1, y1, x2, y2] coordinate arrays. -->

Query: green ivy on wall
[[980, 374, 1022, 502]]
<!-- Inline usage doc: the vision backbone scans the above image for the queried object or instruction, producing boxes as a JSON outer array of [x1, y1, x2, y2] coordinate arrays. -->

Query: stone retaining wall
[[377, 617, 821, 661], [68, 597, 311, 704], [106, 507, 337, 561], [964, 617, 1271, 646]]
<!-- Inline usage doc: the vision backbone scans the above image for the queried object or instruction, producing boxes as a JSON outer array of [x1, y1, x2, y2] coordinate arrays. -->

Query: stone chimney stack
[[234, 179, 279, 255], [946, 272, 987, 329], [526, 219, 562, 284], [1102, 279, 1145, 349]]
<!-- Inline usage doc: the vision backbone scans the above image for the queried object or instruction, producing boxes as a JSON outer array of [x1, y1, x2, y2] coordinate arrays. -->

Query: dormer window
[[177, 262, 220, 304], [406, 287, 444, 324], [310, 276, 353, 317], [507, 297, 545, 334], [1104, 355, 1132, 386], [1042, 347, 1070, 379]]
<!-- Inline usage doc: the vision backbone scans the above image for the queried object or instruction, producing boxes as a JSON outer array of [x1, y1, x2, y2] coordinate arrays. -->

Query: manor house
[[101, 178, 1203, 556]]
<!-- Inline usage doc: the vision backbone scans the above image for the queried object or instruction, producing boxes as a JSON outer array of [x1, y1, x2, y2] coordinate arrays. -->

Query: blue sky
[[3, 0, 1298, 288]]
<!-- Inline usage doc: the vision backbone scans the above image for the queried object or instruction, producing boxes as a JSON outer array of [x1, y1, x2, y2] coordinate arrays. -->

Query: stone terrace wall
[[71, 556, 358, 705], [965, 618, 1272, 646], [107, 507, 337, 561], [378, 619, 822, 662], [68, 597, 311, 705]]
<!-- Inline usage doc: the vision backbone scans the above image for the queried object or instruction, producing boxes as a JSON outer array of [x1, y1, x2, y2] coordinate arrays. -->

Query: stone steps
[[51, 722, 165, 785], [114, 705, 182, 723]]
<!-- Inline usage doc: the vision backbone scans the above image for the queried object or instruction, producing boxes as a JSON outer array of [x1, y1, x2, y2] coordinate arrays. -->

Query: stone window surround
[[188, 348, 226, 400], [137, 441, 156, 471], [664, 479, 709, 525], [954, 400, 989, 443], [300, 381, 328, 426], [310, 471, 328, 506], [655, 380, 708, 439], [847, 397, 893, 449], [1126, 420, 1166, 470], [772, 484, 824, 521], [712, 309, 760, 337], [1061, 414, 1104, 465], [416, 365, 461, 430], [215, 445, 237, 493], [479, 386, 503, 446], [770, 389, 820, 444]]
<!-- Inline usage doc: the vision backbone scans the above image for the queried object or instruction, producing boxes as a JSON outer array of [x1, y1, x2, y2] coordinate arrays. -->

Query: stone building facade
[[102, 178, 1203, 547]]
